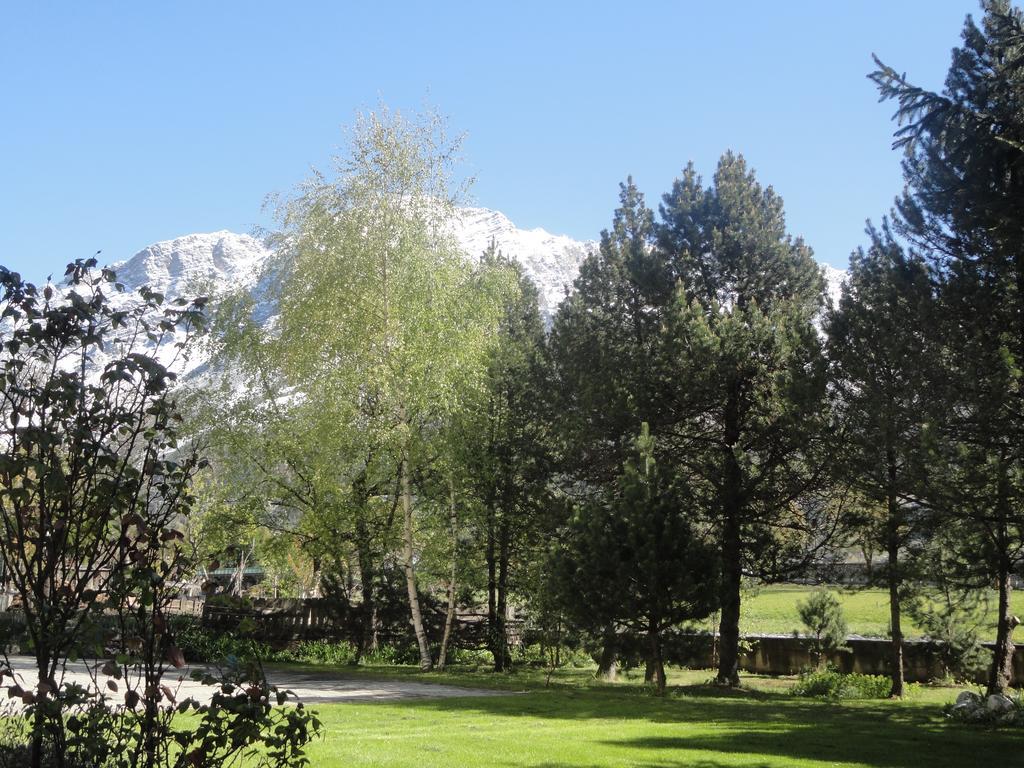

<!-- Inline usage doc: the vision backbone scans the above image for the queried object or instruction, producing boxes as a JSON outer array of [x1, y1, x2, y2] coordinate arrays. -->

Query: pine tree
[[552, 424, 719, 695], [797, 589, 849, 669], [872, 0, 1024, 694], [826, 222, 934, 696], [548, 178, 674, 677], [657, 153, 831, 687], [549, 177, 670, 487]]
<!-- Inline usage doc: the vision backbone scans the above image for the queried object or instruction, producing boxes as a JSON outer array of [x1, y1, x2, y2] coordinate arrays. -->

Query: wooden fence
[[198, 597, 524, 650]]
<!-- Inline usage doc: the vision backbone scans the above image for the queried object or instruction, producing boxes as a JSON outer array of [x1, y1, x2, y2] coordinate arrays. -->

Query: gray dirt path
[[4, 656, 510, 705]]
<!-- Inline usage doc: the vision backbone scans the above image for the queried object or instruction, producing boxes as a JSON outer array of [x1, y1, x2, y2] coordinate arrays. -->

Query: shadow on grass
[[350, 684, 1023, 768]]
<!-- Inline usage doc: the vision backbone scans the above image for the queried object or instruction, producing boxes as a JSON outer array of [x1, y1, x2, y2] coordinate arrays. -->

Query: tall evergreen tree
[[548, 178, 675, 676], [826, 222, 934, 697], [657, 153, 831, 686], [872, 0, 1024, 693]]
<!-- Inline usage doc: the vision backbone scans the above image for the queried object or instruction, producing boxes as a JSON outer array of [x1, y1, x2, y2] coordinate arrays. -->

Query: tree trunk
[[544, 619, 563, 686], [596, 628, 617, 682], [494, 526, 510, 672], [988, 565, 1016, 695], [354, 513, 376, 662], [886, 483, 905, 698], [710, 610, 720, 670], [30, 653, 48, 768], [400, 455, 432, 671], [437, 479, 458, 671], [886, 536, 904, 697], [486, 510, 500, 670], [716, 538, 742, 687], [647, 621, 666, 695], [716, 377, 744, 687], [232, 548, 248, 597], [988, 473, 1016, 696], [437, 574, 457, 670], [310, 555, 322, 598]]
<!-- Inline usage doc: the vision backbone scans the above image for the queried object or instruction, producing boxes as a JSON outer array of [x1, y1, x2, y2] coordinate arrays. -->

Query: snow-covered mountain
[[105, 208, 597, 325], [450, 207, 595, 317], [98, 207, 846, 376], [821, 264, 846, 307], [110, 231, 271, 300]]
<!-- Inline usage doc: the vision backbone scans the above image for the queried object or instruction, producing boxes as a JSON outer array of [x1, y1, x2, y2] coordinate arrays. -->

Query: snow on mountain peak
[[104, 212, 597, 321], [98, 209, 846, 374], [449, 207, 597, 317], [110, 231, 272, 298], [821, 264, 847, 307]]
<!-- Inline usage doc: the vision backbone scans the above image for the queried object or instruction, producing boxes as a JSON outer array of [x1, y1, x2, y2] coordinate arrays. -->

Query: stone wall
[[675, 634, 1024, 684]]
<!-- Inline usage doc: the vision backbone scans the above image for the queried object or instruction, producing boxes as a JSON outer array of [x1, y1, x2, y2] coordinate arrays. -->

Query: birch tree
[[269, 107, 507, 670]]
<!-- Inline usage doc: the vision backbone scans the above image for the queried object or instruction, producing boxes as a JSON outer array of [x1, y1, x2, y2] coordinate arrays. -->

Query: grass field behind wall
[[731, 585, 1001, 640]]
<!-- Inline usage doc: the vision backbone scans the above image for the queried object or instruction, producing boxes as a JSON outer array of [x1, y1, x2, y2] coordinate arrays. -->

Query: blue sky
[[1, 1, 981, 278]]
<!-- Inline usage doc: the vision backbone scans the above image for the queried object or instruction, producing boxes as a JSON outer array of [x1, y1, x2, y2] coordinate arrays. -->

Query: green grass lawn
[[297, 665, 1023, 767], [728, 585, 1001, 640]]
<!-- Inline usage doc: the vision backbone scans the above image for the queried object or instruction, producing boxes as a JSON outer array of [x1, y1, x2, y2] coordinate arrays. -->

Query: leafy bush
[[0, 612, 27, 655], [0, 261, 321, 766], [169, 620, 434, 669], [359, 645, 402, 666], [0, 658, 320, 767], [279, 640, 360, 666], [791, 668, 898, 699], [171, 617, 274, 663], [510, 643, 592, 669], [445, 647, 494, 667]]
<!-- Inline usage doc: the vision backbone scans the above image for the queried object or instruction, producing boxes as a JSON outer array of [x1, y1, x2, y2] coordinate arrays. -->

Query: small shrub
[[905, 588, 989, 683], [171, 617, 274, 663], [445, 647, 494, 667], [791, 668, 898, 699], [510, 643, 547, 666], [565, 647, 598, 668], [360, 645, 401, 665], [510, 643, 592, 669], [797, 589, 848, 666], [284, 640, 360, 666]]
